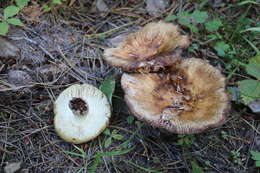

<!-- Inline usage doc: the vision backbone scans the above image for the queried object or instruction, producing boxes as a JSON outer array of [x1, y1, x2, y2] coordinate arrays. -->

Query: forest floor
[[0, 0, 259, 173]]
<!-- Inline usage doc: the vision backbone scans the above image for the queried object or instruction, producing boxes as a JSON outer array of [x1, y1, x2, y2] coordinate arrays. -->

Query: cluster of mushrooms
[[54, 21, 230, 144]]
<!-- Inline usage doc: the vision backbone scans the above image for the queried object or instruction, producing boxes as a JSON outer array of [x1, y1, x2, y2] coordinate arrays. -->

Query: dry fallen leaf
[[146, 0, 169, 16], [22, 3, 43, 20], [0, 37, 19, 58], [7, 70, 33, 86]]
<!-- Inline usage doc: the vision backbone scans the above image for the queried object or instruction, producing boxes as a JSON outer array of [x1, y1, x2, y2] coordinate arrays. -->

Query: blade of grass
[[62, 150, 85, 158], [124, 160, 162, 173], [241, 27, 260, 33], [242, 37, 260, 55], [88, 147, 134, 173]]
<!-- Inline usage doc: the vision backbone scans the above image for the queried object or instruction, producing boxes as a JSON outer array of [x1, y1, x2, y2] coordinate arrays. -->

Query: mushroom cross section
[[104, 21, 190, 72], [54, 84, 111, 144], [121, 58, 230, 134]]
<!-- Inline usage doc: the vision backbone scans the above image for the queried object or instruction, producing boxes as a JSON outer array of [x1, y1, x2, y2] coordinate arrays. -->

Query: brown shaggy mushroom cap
[[121, 58, 230, 134], [104, 21, 190, 72]]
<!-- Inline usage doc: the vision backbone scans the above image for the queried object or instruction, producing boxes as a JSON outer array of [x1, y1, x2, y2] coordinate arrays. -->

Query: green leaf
[[0, 22, 9, 35], [112, 135, 124, 140], [245, 63, 260, 79], [126, 116, 134, 124], [165, 15, 177, 22], [239, 80, 260, 104], [4, 6, 20, 19], [177, 11, 191, 25], [15, 0, 29, 9], [111, 129, 118, 136], [256, 161, 260, 167], [88, 157, 102, 173], [250, 151, 260, 161], [104, 137, 112, 148], [191, 10, 208, 23], [214, 41, 230, 56], [191, 161, 204, 173], [103, 129, 111, 135], [52, 0, 62, 4], [188, 24, 199, 33], [99, 76, 115, 104], [205, 19, 222, 32], [249, 55, 260, 65], [6, 18, 24, 26], [43, 4, 52, 12]]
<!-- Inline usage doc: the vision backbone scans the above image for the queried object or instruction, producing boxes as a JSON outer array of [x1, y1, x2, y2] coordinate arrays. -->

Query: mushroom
[[104, 21, 190, 72], [54, 84, 111, 144], [121, 58, 229, 134]]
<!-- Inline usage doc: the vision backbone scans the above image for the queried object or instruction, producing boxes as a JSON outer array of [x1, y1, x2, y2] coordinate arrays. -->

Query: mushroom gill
[[104, 21, 190, 72], [121, 58, 230, 134]]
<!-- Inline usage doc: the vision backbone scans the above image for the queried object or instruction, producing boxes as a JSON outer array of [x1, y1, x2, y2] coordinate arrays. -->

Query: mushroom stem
[[69, 97, 88, 116]]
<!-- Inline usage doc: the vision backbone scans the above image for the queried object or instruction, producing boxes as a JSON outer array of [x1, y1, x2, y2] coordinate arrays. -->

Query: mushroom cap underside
[[121, 58, 230, 134], [104, 21, 190, 72], [54, 84, 111, 144]]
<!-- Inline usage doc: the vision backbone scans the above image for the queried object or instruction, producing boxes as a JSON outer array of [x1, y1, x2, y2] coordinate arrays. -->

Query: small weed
[[103, 129, 124, 148], [126, 115, 135, 124], [191, 161, 204, 173], [177, 134, 196, 148], [221, 130, 229, 140], [99, 76, 116, 104], [62, 145, 87, 159], [231, 150, 242, 165], [238, 55, 260, 105], [165, 10, 208, 33], [250, 151, 260, 167], [42, 0, 66, 12], [0, 0, 29, 35]]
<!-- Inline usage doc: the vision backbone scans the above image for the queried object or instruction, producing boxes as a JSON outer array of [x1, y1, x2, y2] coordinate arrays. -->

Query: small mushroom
[[54, 84, 111, 144], [121, 58, 229, 134], [104, 21, 190, 72]]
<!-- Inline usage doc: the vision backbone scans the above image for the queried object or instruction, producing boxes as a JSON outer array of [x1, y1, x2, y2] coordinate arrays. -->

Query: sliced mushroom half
[[54, 84, 111, 144], [104, 21, 190, 72], [121, 58, 230, 134]]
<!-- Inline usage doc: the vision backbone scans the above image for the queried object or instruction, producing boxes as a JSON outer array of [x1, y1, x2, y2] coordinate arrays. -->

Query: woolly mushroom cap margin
[[121, 58, 230, 134], [104, 21, 190, 72]]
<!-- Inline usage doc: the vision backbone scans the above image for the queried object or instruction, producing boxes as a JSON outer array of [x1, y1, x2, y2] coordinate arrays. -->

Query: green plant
[[126, 115, 135, 124], [231, 150, 242, 165], [103, 129, 124, 148], [0, 0, 29, 35], [165, 10, 208, 33], [250, 151, 260, 167], [238, 55, 260, 105], [213, 41, 230, 57], [220, 130, 229, 140], [191, 161, 204, 173], [177, 134, 196, 148], [99, 76, 116, 104], [88, 147, 134, 173], [62, 145, 87, 172], [42, 0, 66, 12]]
